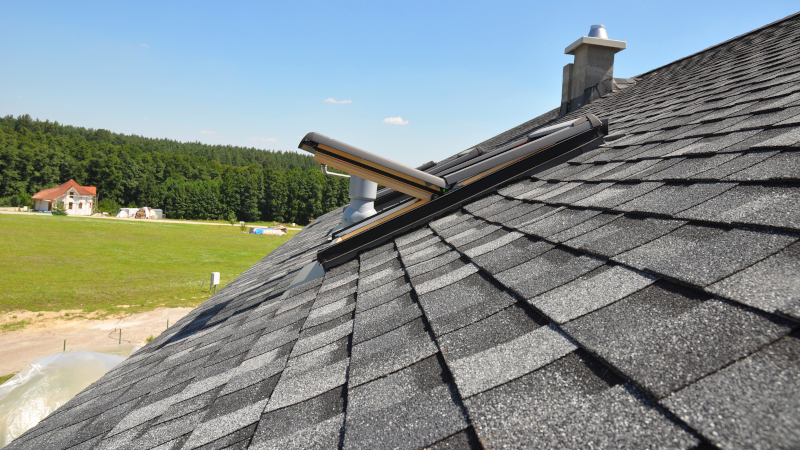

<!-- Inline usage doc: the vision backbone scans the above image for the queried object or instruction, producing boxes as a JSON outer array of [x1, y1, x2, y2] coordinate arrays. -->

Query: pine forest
[[0, 115, 351, 224]]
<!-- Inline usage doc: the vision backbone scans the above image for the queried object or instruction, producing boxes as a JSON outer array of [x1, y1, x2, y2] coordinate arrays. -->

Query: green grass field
[[0, 214, 297, 315]]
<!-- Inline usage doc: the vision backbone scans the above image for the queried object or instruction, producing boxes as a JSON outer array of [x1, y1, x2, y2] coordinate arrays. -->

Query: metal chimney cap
[[588, 25, 608, 39]]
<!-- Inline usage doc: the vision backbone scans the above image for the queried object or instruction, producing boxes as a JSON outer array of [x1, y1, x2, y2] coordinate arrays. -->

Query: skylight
[[298, 113, 607, 269]]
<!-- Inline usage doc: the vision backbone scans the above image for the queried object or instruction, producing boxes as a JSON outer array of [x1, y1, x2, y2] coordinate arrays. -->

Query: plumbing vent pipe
[[341, 176, 377, 226], [319, 164, 378, 225]]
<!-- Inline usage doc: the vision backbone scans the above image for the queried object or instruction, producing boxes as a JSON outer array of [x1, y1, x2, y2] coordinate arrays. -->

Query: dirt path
[[0, 307, 194, 375], [0, 211, 303, 230]]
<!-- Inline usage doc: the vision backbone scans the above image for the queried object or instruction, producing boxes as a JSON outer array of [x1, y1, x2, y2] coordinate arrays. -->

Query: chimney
[[561, 25, 626, 114]]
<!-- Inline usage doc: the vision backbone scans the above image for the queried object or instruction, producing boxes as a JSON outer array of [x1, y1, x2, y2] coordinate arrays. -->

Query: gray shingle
[[352, 292, 423, 344], [414, 262, 479, 295], [355, 277, 412, 313], [468, 198, 520, 219], [265, 359, 349, 412], [672, 130, 761, 155], [573, 182, 664, 208], [501, 204, 560, 228], [359, 248, 399, 272], [511, 181, 568, 200], [437, 303, 541, 361], [599, 159, 661, 180], [624, 157, 687, 180], [357, 263, 404, 294], [564, 215, 686, 258], [397, 235, 442, 258], [405, 250, 461, 278], [497, 178, 546, 197], [344, 356, 468, 450], [545, 181, 615, 203], [569, 163, 626, 181], [616, 224, 797, 286], [449, 324, 576, 397], [465, 353, 697, 450], [563, 283, 792, 397], [482, 200, 542, 223], [518, 208, 603, 238], [251, 414, 343, 450], [528, 265, 657, 323], [615, 182, 737, 215], [400, 241, 451, 266], [644, 153, 741, 180], [441, 222, 501, 248], [752, 124, 800, 147], [394, 226, 434, 248], [548, 211, 623, 243], [724, 149, 800, 181], [662, 334, 800, 450], [462, 230, 524, 258], [417, 272, 516, 336], [690, 150, 779, 180], [708, 241, 800, 319], [531, 181, 584, 201], [462, 194, 504, 214], [495, 248, 605, 299], [348, 317, 438, 387], [291, 319, 353, 357], [251, 386, 345, 450], [471, 236, 554, 275], [182, 399, 268, 449], [678, 184, 800, 230]]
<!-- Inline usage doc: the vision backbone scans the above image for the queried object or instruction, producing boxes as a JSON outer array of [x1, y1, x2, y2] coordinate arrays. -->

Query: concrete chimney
[[561, 25, 626, 114]]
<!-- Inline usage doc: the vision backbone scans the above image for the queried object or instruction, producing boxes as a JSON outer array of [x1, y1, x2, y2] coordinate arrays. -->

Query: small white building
[[31, 180, 97, 216]]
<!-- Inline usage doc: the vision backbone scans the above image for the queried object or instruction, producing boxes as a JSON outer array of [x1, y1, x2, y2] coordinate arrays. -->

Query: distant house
[[31, 180, 97, 215]]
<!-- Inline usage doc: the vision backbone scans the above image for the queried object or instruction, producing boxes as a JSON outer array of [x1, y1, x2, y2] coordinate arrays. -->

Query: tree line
[[0, 114, 349, 224]]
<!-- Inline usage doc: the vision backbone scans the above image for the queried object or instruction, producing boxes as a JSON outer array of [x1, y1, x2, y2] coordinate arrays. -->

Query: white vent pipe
[[341, 176, 377, 226]]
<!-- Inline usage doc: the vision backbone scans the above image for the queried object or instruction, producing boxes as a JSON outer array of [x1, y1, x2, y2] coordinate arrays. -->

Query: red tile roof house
[[31, 180, 97, 215]]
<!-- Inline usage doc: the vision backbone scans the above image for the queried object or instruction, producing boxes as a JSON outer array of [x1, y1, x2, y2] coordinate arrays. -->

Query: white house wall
[[57, 194, 94, 216]]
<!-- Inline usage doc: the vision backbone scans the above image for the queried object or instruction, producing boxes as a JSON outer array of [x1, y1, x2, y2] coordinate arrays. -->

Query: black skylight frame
[[315, 114, 608, 269]]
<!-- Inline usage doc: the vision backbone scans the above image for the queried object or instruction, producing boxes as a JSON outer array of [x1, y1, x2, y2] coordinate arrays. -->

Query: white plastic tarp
[[0, 345, 138, 448]]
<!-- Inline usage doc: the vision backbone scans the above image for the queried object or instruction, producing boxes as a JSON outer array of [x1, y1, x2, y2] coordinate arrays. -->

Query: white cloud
[[324, 98, 352, 104], [383, 116, 408, 125], [248, 136, 278, 142], [199, 130, 216, 135], [142, 116, 148, 120], [140, 44, 149, 48], [18, 96, 22, 99]]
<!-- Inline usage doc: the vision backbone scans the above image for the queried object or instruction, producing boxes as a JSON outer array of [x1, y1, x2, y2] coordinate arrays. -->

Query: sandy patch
[[0, 307, 194, 375]]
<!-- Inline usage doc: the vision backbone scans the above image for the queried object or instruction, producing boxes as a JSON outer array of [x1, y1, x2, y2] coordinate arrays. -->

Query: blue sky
[[1, 1, 797, 166]]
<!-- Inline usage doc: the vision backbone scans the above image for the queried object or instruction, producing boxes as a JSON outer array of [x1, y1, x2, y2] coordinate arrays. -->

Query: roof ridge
[[634, 11, 800, 79]]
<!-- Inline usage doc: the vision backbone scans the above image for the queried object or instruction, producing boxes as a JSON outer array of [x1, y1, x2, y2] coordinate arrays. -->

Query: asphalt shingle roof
[[11, 12, 800, 450]]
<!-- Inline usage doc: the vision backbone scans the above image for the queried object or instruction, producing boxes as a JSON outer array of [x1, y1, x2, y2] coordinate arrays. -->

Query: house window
[[69, 191, 74, 199], [79, 202, 83, 209], [69, 202, 73, 209]]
